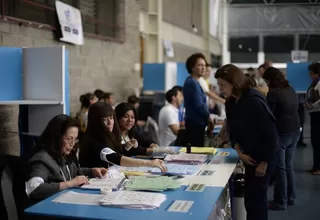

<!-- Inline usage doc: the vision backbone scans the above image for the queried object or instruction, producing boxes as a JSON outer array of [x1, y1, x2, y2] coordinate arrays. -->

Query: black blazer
[[226, 89, 280, 164], [266, 86, 300, 134]]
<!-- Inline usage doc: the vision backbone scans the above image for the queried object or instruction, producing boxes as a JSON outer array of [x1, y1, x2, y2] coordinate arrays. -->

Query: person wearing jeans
[[263, 67, 301, 210], [305, 62, 320, 175], [274, 131, 300, 207]]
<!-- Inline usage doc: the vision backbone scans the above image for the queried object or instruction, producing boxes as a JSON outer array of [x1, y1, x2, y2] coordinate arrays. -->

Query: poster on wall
[[163, 40, 174, 58], [291, 50, 308, 63], [55, 1, 84, 45]]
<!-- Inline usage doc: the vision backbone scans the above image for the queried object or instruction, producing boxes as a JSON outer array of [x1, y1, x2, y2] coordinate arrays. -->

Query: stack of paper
[[99, 191, 166, 210], [81, 170, 126, 190], [124, 176, 180, 192], [179, 147, 217, 154], [52, 191, 104, 205], [164, 153, 208, 164]]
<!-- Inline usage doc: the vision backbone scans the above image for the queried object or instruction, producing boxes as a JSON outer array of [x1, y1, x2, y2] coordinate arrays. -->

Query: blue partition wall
[[143, 62, 189, 91], [0, 46, 70, 155], [143, 63, 166, 91], [0, 48, 23, 100], [286, 62, 312, 92], [65, 50, 70, 115], [176, 62, 189, 86]]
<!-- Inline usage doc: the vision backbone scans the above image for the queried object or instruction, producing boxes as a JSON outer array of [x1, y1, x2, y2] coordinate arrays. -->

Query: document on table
[[99, 191, 167, 210], [52, 191, 104, 205], [81, 176, 126, 190], [81, 170, 126, 190]]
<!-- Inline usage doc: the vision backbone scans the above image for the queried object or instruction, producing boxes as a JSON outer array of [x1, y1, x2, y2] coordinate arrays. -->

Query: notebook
[[99, 191, 166, 210]]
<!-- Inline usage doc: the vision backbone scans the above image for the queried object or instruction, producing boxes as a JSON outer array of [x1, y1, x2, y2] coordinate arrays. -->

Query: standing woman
[[263, 67, 300, 209], [305, 62, 320, 175], [183, 53, 214, 146], [215, 64, 279, 220]]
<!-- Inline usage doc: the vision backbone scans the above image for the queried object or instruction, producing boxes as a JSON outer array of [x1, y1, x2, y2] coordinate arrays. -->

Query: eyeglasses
[[63, 137, 79, 144]]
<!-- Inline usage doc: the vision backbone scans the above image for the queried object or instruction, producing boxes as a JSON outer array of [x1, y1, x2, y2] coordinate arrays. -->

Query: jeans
[[273, 131, 300, 207], [310, 112, 320, 170]]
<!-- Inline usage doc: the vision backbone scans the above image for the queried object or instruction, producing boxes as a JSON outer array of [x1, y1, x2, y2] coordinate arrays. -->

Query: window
[[210, 54, 222, 68], [264, 35, 294, 63], [299, 35, 320, 62], [229, 37, 259, 63], [299, 35, 320, 52], [264, 35, 294, 53], [0, 0, 124, 42]]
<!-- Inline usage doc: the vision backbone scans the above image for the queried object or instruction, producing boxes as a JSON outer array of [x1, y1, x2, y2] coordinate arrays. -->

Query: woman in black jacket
[[79, 102, 167, 171], [305, 62, 320, 175], [263, 67, 300, 210], [215, 64, 279, 220]]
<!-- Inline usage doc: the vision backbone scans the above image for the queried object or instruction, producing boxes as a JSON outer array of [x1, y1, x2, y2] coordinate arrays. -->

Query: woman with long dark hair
[[263, 67, 300, 210], [215, 64, 279, 220], [26, 115, 107, 202], [115, 102, 174, 154], [79, 102, 167, 171]]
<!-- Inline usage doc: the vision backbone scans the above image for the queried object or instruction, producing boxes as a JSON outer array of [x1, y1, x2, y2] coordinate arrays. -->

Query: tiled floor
[[268, 139, 320, 220]]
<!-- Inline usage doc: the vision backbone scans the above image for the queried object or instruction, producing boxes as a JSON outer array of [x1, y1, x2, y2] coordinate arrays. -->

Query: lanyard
[[60, 165, 71, 182]]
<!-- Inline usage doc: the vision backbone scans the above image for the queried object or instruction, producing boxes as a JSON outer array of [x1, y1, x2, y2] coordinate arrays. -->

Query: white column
[[221, 0, 230, 65], [258, 52, 265, 65], [144, 0, 163, 63]]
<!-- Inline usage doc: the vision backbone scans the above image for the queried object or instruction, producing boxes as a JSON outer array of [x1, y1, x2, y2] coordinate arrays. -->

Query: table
[[25, 148, 238, 220]]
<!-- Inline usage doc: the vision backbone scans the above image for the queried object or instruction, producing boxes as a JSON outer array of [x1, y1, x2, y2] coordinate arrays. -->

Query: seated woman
[[79, 102, 168, 171], [115, 102, 173, 154], [26, 114, 107, 202]]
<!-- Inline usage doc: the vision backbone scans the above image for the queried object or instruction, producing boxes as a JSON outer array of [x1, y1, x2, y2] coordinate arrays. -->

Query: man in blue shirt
[[183, 53, 213, 146]]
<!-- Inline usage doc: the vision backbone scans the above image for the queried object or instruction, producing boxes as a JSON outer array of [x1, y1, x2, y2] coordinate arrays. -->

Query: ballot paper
[[124, 176, 180, 192], [52, 191, 104, 205], [99, 191, 167, 210], [164, 153, 208, 164], [81, 170, 126, 190], [109, 163, 199, 176]]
